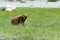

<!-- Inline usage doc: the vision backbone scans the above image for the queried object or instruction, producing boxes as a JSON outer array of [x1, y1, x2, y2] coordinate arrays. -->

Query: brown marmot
[[11, 14, 27, 25]]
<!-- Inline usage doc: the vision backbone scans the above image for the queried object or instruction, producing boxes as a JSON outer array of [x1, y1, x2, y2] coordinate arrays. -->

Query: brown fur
[[11, 14, 27, 25]]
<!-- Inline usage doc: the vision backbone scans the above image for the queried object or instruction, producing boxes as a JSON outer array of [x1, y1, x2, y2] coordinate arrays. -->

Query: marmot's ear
[[23, 14, 27, 16]]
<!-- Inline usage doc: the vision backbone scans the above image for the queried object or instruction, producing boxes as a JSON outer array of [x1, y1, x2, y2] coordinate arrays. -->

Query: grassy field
[[0, 8, 60, 40]]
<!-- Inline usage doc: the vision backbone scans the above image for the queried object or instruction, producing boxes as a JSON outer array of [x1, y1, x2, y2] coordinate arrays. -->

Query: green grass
[[48, 0, 57, 2], [0, 8, 60, 40]]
